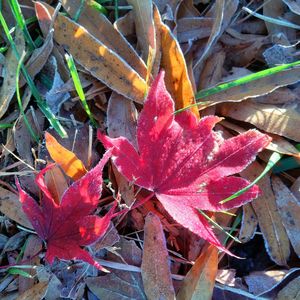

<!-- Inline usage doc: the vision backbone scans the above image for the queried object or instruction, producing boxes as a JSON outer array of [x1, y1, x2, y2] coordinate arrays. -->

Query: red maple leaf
[[98, 71, 271, 252], [17, 151, 115, 271]]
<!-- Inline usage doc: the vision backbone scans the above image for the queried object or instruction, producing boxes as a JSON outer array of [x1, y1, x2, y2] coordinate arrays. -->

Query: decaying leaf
[[177, 245, 218, 300], [0, 187, 32, 229], [193, 0, 238, 70], [44, 164, 68, 205], [17, 151, 115, 270], [0, 28, 25, 119], [99, 71, 271, 253], [45, 132, 87, 181], [20, 31, 54, 87], [220, 101, 300, 142], [241, 162, 290, 266], [128, 0, 155, 62], [201, 65, 300, 109], [272, 176, 300, 258], [61, 0, 147, 78], [35, 2, 147, 103], [18, 235, 43, 294], [107, 92, 137, 205], [16, 281, 48, 300], [141, 212, 175, 300], [85, 238, 146, 300], [239, 203, 258, 243]]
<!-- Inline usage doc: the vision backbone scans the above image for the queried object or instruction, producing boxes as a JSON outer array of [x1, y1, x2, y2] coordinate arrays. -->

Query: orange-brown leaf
[[153, 6, 199, 118], [45, 132, 87, 180]]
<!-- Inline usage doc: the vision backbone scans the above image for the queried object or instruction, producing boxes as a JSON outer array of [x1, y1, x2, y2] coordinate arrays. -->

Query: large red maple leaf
[[17, 151, 114, 271], [98, 71, 271, 252]]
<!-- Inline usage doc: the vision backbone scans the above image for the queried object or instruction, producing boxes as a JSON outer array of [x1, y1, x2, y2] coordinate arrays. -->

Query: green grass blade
[[0, 123, 13, 129], [16, 52, 39, 143], [114, 0, 119, 19], [0, 12, 67, 138], [90, 0, 107, 14], [0, 46, 8, 53], [8, 267, 33, 278], [8, 0, 36, 49], [198, 209, 241, 243], [65, 53, 97, 127], [219, 152, 282, 205], [175, 60, 300, 114]]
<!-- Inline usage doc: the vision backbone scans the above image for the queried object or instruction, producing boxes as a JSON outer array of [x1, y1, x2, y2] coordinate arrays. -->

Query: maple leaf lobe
[[99, 71, 271, 252]]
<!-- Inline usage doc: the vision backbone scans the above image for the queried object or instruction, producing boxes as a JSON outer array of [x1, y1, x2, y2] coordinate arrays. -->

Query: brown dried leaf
[[14, 109, 44, 166], [221, 120, 300, 157], [203, 66, 300, 109], [16, 281, 48, 300], [272, 176, 300, 258], [20, 31, 53, 87], [61, 0, 146, 78], [153, 6, 199, 117], [276, 276, 300, 299], [0, 29, 25, 119], [44, 164, 68, 204], [128, 0, 155, 62], [177, 245, 218, 300], [176, 17, 213, 43], [220, 101, 300, 142], [35, 2, 147, 103], [239, 203, 258, 243], [193, 0, 238, 70], [244, 270, 288, 296], [141, 213, 175, 300], [85, 238, 146, 300], [241, 162, 290, 266], [291, 177, 300, 199], [107, 92, 137, 206], [0, 187, 32, 229], [18, 235, 43, 294], [283, 0, 300, 15]]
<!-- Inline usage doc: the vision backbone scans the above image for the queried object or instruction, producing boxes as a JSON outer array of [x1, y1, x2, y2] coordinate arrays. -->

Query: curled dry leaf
[[141, 212, 175, 300], [17, 151, 115, 271], [99, 71, 271, 253]]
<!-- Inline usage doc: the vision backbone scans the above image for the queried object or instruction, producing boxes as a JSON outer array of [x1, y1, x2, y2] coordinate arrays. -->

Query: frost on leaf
[[17, 151, 115, 271], [98, 71, 271, 252]]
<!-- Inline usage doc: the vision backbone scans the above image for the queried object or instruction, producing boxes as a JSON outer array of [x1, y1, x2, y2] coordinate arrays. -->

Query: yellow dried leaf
[[45, 132, 87, 181]]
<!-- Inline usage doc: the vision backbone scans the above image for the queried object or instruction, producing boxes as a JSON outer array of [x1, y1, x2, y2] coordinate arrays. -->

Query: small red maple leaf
[[17, 151, 115, 271], [98, 71, 271, 252]]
